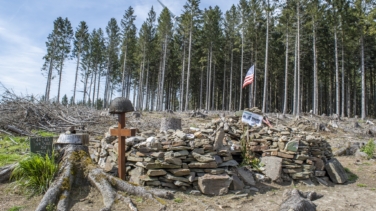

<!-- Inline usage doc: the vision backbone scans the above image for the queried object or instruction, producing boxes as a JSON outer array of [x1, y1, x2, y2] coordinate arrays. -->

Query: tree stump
[[160, 117, 182, 132], [35, 144, 174, 211]]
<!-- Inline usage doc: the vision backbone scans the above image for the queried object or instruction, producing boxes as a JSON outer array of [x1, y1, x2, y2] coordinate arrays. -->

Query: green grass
[[357, 183, 367, 187], [7, 206, 23, 211], [0, 135, 29, 166], [11, 153, 58, 196], [174, 198, 183, 203], [361, 139, 375, 159], [31, 130, 57, 137], [344, 167, 358, 182]]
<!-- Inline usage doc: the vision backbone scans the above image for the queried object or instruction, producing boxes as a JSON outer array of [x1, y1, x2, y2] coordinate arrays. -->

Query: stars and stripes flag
[[242, 65, 254, 88]]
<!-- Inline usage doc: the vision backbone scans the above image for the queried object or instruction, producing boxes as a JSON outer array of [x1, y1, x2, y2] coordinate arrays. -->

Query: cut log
[[0, 164, 16, 183]]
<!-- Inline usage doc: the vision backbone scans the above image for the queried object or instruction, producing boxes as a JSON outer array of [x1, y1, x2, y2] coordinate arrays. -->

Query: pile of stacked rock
[[89, 116, 258, 195], [245, 125, 347, 185], [89, 111, 348, 196]]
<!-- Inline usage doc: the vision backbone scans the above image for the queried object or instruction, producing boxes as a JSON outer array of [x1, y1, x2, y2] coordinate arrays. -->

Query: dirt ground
[[1, 112, 376, 211]]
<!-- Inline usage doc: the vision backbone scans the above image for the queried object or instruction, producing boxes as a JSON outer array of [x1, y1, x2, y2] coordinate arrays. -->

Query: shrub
[[11, 153, 58, 196], [361, 139, 375, 159]]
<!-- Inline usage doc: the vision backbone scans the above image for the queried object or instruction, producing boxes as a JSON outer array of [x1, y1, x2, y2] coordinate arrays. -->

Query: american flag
[[242, 65, 254, 88]]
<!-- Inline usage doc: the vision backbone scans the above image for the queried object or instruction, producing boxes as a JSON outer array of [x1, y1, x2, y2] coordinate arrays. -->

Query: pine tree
[[72, 21, 89, 104]]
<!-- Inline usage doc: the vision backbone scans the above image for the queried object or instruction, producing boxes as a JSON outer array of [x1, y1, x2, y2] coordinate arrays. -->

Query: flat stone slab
[[198, 174, 232, 196], [325, 158, 348, 184], [260, 156, 282, 181], [237, 167, 255, 186], [188, 162, 217, 169], [168, 169, 191, 176]]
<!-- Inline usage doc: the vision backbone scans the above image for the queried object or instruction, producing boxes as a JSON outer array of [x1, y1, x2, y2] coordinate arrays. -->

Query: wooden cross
[[110, 114, 136, 180]]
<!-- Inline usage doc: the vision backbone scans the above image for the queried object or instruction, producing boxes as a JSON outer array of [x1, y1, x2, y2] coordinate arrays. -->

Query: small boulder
[[325, 158, 348, 184], [198, 174, 233, 196]]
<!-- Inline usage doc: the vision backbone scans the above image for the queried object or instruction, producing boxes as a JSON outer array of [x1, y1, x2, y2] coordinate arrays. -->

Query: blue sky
[[0, 0, 234, 101]]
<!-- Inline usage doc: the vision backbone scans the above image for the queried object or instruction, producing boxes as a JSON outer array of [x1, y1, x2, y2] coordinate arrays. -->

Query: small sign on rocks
[[29, 137, 54, 156]]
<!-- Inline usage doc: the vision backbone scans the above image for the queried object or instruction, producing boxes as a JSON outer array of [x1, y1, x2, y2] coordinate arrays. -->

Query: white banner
[[241, 111, 263, 127]]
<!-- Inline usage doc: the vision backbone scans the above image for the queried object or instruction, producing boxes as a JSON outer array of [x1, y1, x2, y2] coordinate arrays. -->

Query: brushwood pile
[[89, 110, 348, 195]]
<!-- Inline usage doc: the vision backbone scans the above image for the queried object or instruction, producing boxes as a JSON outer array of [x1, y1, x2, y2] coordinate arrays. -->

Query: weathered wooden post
[[108, 97, 136, 180]]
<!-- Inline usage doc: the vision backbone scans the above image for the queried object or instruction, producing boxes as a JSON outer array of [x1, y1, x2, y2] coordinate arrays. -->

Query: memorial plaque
[[29, 137, 54, 156]]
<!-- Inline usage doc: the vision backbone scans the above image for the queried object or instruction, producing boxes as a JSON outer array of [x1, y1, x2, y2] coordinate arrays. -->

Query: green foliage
[[46, 203, 56, 211], [7, 206, 23, 211], [361, 139, 375, 159], [31, 130, 56, 137], [0, 135, 29, 166], [344, 167, 358, 182], [174, 198, 183, 203], [61, 94, 68, 106], [11, 153, 58, 196], [357, 183, 367, 187]]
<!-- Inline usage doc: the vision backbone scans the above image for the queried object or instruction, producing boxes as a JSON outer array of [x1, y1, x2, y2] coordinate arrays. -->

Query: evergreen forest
[[41, 0, 376, 119]]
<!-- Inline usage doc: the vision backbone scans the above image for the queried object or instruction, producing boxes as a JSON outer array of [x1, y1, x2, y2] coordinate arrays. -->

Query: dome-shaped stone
[[109, 97, 134, 114]]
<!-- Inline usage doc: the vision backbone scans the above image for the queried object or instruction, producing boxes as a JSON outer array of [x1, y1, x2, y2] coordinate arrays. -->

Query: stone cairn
[[89, 113, 348, 196]]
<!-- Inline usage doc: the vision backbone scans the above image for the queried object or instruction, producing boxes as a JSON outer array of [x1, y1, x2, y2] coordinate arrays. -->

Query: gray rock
[[175, 130, 187, 139], [192, 151, 215, 163], [147, 169, 167, 176], [214, 155, 223, 164], [237, 167, 256, 186], [192, 148, 205, 155], [174, 150, 189, 157], [190, 190, 201, 196], [174, 180, 190, 186], [218, 160, 239, 167], [165, 157, 182, 166], [188, 162, 218, 169], [204, 168, 225, 175], [260, 156, 282, 181], [325, 158, 348, 184], [168, 169, 191, 176], [164, 173, 190, 183], [285, 140, 299, 152], [144, 162, 181, 169], [355, 149, 368, 159], [129, 167, 144, 185], [214, 128, 225, 151], [198, 174, 233, 196], [230, 175, 245, 190]]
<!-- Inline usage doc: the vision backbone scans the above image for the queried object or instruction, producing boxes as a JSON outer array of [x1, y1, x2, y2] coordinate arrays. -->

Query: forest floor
[[1, 111, 376, 211]]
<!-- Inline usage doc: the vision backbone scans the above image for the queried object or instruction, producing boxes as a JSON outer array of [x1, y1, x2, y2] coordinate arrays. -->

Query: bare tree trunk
[[296, 1, 301, 116], [208, 44, 213, 111], [240, 17, 244, 111], [229, 42, 233, 111], [121, 45, 128, 97], [361, 32, 366, 119], [185, 22, 193, 111], [73, 51, 80, 103], [96, 68, 101, 105], [293, 34, 298, 116], [335, 27, 340, 115], [283, 28, 289, 115], [57, 59, 64, 103], [313, 21, 318, 115], [180, 42, 186, 111], [92, 64, 97, 108], [262, 0, 270, 113], [200, 66, 203, 109], [45, 57, 54, 101], [222, 57, 226, 110], [160, 35, 168, 111], [88, 70, 94, 104], [212, 64, 216, 110], [145, 60, 150, 110], [341, 32, 345, 117]]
